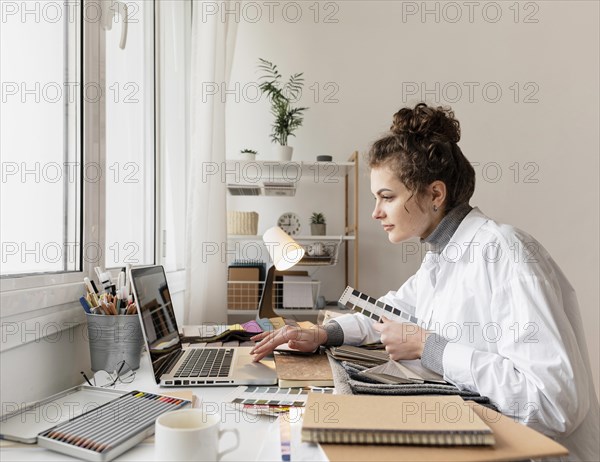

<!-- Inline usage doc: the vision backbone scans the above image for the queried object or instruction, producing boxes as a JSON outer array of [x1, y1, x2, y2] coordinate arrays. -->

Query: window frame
[[0, 0, 158, 319]]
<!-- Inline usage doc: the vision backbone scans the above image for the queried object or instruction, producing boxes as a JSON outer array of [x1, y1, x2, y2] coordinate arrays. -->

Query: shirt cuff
[[323, 320, 344, 347], [442, 342, 476, 390], [421, 333, 448, 375]]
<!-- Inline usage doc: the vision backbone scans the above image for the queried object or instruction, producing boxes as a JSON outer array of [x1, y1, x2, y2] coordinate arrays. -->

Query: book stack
[[302, 394, 494, 446], [301, 394, 569, 461]]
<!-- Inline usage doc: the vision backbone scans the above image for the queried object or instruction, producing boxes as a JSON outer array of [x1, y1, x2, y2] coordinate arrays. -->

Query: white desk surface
[[0, 351, 328, 462]]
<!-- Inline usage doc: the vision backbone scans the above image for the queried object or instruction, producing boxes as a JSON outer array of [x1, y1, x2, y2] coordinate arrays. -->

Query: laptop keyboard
[[174, 348, 233, 378]]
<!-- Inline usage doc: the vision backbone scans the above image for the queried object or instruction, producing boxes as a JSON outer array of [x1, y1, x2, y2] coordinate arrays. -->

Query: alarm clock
[[277, 212, 301, 236]]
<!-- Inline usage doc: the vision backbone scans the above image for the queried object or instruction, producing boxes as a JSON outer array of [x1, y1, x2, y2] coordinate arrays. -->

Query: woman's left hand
[[372, 317, 429, 361]]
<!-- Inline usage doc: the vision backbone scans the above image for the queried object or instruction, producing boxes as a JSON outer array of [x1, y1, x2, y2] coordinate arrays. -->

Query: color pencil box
[[0, 385, 190, 461]]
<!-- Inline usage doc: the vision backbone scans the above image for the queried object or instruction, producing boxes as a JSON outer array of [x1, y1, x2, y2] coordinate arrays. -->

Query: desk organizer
[[0, 386, 190, 462], [86, 314, 145, 372]]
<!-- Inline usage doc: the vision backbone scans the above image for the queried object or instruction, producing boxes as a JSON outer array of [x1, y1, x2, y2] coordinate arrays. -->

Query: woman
[[251, 103, 599, 460]]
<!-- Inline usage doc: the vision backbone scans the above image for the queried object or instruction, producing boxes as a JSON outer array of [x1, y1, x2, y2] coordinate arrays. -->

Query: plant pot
[[311, 224, 326, 236], [272, 145, 293, 161], [240, 153, 257, 161]]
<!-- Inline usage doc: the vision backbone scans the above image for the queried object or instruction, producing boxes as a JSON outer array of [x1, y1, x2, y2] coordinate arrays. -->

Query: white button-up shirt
[[334, 207, 599, 461]]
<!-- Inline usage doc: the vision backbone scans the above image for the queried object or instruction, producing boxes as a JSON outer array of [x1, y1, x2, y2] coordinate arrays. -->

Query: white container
[[272, 145, 293, 161], [155, 410, 239, 462], [239, 152, 256, 161]]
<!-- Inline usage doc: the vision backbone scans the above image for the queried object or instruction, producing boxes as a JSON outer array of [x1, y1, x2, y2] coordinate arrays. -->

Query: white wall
[[226, 1, 599, 395]]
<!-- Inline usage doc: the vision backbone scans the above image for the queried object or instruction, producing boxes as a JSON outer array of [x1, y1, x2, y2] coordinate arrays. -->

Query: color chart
[[338, 286, 427, 328]]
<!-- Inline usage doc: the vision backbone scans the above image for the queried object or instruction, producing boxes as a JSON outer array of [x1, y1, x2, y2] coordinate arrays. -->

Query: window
[[1, 0, 82, 276], [1, 1, 156, 308], [105, 0, 155, 268], [158, 0, 190, 272]]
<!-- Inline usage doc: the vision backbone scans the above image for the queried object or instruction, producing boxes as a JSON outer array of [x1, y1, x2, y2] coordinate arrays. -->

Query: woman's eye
[[381, 196, 393, 201]]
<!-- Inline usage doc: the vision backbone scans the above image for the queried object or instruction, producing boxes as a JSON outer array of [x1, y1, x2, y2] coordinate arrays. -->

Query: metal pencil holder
[[86, 313, 144, 372]]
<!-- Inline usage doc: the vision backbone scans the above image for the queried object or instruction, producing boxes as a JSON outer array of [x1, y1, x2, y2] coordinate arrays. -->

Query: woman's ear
[[429, 181, 447, 211]]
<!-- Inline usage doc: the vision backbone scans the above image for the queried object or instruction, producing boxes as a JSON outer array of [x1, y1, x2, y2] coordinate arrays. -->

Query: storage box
[[227, 267, 261, 310], [227, 211, 259, 235]]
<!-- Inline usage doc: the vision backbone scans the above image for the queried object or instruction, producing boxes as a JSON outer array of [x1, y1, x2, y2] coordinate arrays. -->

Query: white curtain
[[185, 1, 238, 324]]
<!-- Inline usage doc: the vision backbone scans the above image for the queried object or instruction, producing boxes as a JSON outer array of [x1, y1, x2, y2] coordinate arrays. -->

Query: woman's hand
[[372, 317, 429, 361], [250, 326, 328, 362]]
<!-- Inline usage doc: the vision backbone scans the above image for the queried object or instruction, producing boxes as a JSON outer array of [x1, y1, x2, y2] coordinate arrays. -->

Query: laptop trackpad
[[235, 348, 277, 384]]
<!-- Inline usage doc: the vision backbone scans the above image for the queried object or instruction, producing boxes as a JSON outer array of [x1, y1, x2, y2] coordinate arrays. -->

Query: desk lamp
[[257, 226, 305, 319]]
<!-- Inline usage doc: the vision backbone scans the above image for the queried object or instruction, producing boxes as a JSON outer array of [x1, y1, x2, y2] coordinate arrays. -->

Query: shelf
[[226, 150, 359, 290], [225, 160, 356, 182], [228, 235, 355, 241]]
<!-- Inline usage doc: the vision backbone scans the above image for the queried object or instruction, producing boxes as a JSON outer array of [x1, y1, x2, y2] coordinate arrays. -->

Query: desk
[[0, 350, 568, 462], [0, 351, 328, 462]]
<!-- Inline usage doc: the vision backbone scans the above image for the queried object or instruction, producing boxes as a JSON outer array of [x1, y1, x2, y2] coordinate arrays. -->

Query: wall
[[0, 312, 91, 408], [225, 1, 599, 396]]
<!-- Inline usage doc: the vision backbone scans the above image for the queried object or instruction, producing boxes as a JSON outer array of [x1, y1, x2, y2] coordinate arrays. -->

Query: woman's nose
[[372, 203, 384, 220]]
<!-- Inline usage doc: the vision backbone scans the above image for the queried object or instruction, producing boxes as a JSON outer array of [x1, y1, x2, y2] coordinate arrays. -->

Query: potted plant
[[257, 58, 309, 161], [240, 148, 258, 161], [310, 212, 326, 236]]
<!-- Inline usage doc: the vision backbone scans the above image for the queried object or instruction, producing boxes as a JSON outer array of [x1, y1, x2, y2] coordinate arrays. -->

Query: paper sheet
[[282, 276, 314, 308]]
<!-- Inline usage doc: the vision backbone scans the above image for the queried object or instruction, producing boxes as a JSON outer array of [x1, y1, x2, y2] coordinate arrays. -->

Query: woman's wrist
[[321, 321, 344, 347], [316, 326, 328, 345]]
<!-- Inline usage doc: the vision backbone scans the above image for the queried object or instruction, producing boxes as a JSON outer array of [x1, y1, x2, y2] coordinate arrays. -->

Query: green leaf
[[257, 59, 309, 145]]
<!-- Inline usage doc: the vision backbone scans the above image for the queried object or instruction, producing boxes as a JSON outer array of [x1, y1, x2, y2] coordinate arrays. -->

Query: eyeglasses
[[81, 360, 136, 388]]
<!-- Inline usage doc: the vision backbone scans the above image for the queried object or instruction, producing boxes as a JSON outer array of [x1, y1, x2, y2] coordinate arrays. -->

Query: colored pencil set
[[37, 390, 190, 461]]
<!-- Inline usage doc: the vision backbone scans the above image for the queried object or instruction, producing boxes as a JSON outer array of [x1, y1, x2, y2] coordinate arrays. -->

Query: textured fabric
[[333, 358, 497, 410], [421, 333, 449, 375], [327, 352, 353, 395], [323, 320, 344, 347], [422, 202, 472, 252]]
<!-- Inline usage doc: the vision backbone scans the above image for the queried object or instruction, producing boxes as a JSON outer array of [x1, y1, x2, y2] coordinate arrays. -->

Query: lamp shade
[[262, 226, 305, 271]]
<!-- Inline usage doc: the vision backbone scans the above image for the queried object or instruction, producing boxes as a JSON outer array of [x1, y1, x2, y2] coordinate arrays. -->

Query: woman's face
[[370, 166, 442, 243]]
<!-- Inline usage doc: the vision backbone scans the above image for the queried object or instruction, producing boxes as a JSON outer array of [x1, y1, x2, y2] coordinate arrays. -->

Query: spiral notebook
[[302, 394, 494, 446]]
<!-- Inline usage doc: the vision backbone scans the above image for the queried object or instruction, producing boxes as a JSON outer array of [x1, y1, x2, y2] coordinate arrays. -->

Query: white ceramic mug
[[155, 409, 240, 462]]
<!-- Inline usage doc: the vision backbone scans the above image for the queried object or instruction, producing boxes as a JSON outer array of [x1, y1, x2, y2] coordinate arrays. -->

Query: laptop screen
[[130, 266, 182, 380]]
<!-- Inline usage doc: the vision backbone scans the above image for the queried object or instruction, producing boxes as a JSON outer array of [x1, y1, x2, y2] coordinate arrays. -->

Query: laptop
[[129, 265, 277, 387]]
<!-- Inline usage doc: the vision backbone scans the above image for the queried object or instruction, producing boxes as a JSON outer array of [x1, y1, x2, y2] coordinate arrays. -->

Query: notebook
[[302, 394, 495, 446], [129, 265, 277, 387], [319, 401, 568, 461]]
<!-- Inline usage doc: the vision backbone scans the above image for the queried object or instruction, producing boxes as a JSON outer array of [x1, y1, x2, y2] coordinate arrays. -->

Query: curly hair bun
[[390, 103, 461, 143]]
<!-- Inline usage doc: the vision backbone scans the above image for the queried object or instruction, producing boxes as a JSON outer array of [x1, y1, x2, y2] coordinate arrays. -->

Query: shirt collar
[[422, 203, 473, 253]]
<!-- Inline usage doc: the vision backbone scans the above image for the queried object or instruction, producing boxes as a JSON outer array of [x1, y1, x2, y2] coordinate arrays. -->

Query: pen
[[84, 277, 96, 295], [84, 280, 100, 308], [125, 263, 131, 298], [118, 268, 126, 294], [79, 296, 92, 314]]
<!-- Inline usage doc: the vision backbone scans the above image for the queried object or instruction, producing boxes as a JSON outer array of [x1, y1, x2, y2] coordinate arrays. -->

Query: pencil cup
[[86, 313, 144, 372], [155, 410, 240, 462]]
